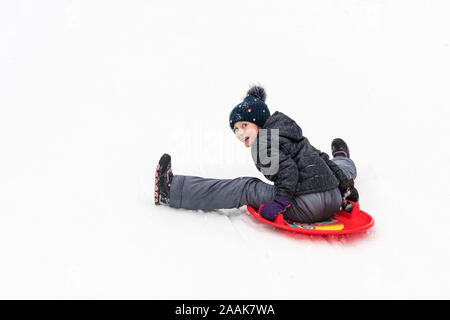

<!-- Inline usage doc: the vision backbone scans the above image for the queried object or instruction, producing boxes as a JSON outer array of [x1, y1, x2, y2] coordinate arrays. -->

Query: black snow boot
[[331, 138, 350, 158], [154, 153, 173, 205]]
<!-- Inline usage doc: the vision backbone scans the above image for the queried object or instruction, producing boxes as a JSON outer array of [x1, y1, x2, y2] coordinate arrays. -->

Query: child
[[154, 86, 358, 223]]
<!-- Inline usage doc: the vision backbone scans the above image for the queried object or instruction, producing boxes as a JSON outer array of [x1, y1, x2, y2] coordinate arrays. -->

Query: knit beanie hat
[[229, 86, 271, 131]]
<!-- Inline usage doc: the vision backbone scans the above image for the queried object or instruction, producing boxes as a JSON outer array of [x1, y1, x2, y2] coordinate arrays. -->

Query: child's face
[[233, 121, 259, 148]]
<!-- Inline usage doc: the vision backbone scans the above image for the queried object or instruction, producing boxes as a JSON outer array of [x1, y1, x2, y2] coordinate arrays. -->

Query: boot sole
[[154, 154, 171, 205]]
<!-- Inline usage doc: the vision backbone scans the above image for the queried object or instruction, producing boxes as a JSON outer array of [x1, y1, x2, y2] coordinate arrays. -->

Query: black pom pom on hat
[[229, 85, 271, 131], [246, 85, 267, 102]]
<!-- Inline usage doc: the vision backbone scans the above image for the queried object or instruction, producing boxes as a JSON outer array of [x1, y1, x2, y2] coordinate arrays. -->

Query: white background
[[1, 0, 450, 299]]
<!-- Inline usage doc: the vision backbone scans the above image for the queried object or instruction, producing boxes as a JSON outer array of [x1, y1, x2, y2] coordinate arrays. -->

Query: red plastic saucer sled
[[247, 201, 374, 235]]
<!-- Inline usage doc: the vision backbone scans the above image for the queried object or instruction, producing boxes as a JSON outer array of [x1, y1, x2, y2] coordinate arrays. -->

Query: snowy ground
[[1, 0, 450, 299]]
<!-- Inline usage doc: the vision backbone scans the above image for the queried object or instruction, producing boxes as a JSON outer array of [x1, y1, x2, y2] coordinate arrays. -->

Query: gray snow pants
[[169, 157, 357, 223]]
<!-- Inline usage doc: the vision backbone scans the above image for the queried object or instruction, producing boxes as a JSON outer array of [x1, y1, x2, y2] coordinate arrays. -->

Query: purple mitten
[[259, 196, 291, 221]]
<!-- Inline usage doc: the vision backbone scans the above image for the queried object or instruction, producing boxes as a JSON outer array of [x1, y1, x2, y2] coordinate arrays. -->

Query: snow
[[1, 0, 450, 299]]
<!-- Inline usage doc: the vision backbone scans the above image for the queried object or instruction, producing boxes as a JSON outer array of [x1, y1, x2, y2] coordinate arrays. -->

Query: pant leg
[[331, 157, 357, 180], [284, 188, 342, 223], [284, 157, 357, 223], [169, 175, 276, 210]]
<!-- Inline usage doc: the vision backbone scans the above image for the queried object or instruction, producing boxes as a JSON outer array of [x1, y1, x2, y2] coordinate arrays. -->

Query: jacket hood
[[260, 111, 303, 142]]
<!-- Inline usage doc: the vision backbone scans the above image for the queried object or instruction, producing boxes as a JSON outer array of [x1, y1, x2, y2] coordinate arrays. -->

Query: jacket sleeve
[[311, 146, 349, 184], [258, 141, 299, 200], [275, 152, 299, 199]]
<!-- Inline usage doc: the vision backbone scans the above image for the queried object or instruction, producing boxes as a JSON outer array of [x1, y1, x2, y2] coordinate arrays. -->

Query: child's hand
[[338, 178, 355, 198], [339, 178, 354, 191], [259, 196, 291, 221]]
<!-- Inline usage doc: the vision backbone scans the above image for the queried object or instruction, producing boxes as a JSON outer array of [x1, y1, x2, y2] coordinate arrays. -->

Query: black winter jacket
[[253, 111, 349, 201]]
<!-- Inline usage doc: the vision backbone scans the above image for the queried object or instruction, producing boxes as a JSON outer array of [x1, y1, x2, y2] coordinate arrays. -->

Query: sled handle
[[274, 213, 285, 224], [347, 201, 360, 216]]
